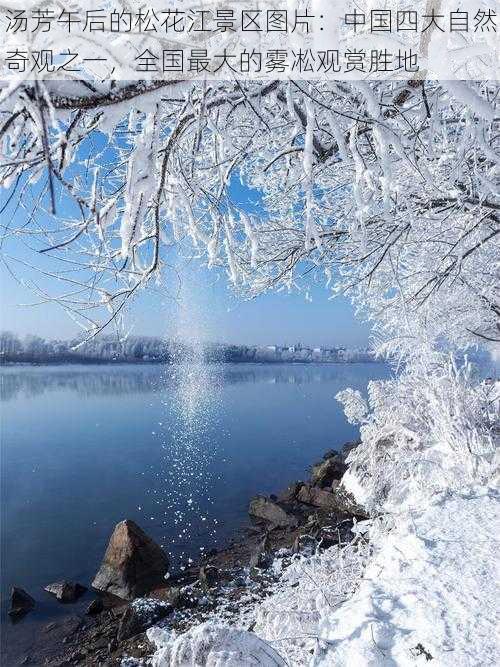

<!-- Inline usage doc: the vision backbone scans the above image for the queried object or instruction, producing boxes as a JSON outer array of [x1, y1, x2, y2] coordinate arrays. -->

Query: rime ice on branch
[[1, 80, 497, 353]]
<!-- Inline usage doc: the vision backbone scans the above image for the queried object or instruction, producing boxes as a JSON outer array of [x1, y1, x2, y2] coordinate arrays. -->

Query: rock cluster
[[248, 442, 366, 527]]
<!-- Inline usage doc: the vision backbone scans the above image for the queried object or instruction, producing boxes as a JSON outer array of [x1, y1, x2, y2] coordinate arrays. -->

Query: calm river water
[[1, 361, 391, 662]]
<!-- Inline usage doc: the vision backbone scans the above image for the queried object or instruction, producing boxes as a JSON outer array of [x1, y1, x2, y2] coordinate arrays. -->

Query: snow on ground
[[146, 485, 499, 666], [313, 485, 500, 666]]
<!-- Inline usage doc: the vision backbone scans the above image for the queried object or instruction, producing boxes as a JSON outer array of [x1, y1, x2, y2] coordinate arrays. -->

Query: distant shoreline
[[0, 333, 376, 365], [0, 358, 383, 366]]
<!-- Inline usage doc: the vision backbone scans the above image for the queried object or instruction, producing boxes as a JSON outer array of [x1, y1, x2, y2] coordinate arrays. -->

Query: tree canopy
[[1, 79, 498, 356]]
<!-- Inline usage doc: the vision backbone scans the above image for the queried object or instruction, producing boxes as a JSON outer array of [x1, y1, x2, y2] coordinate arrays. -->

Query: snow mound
[[148, 622, 286, 666]]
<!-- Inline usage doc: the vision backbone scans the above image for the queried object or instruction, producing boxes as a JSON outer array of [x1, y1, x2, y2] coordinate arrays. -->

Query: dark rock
[[311, 456, 345, 488], [86, 598, 104, 615], [248, 496, 298, 528], [297, 484, 338, 509], [116, 599, 172, 642], [322, 449, 337, 460], [249, 535, 272, 570], [278, 482, 302, 502], [9, 587, 35, 618], [92, 519, 169, 600], [44, 581, 86, 602], [199, 565, 218, 590]]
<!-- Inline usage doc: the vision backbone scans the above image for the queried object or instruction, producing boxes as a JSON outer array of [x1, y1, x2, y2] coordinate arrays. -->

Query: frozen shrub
[[337, 354, 498, 513]]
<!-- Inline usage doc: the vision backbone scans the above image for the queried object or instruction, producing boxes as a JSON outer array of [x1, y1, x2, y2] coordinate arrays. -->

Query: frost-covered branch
[[1, 79, 498, 352]]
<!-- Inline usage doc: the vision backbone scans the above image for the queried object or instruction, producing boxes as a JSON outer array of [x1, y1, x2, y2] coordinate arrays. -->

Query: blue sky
[[0, 251, 371, 346]]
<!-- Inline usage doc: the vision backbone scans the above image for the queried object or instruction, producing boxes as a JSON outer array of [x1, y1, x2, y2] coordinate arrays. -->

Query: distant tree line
[[0, 332, 377, 364], [0, 332, 173, 363]]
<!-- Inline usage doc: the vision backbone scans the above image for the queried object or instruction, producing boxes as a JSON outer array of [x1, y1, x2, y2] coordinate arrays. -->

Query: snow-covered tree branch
[[1, 79, 498, 355]]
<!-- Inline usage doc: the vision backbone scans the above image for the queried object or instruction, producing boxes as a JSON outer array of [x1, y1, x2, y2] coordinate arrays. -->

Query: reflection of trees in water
[[0, 367, 162, 401], [0, 362, 387, 402], [215, 363, 386, 388]]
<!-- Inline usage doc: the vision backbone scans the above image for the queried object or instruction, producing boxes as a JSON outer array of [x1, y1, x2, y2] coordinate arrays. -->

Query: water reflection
[[0, 362, 386, 402], [0, 366, 161, 401]]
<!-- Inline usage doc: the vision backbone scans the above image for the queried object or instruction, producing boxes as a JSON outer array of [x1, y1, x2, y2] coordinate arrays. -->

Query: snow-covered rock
[[148, 622, 286, 666]]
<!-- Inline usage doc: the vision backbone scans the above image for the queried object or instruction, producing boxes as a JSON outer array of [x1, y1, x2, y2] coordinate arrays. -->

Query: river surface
[[0, 361, 392, 662]]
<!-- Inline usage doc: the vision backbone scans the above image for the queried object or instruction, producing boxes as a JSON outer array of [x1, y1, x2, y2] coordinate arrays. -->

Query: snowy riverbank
[[142, 485, 499, 666], [10, 444, 362, 666], [313, 485, 500, 665], [141, 371, 500, 665], [8, 470, 499, 667]]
